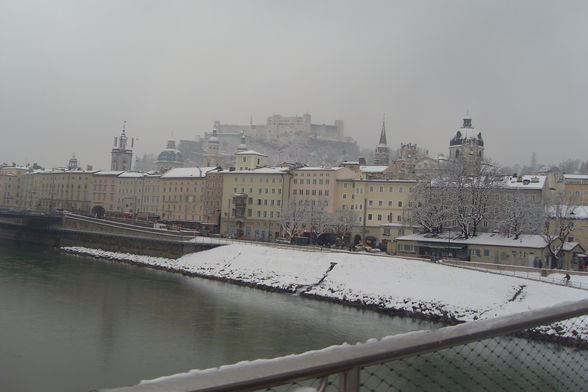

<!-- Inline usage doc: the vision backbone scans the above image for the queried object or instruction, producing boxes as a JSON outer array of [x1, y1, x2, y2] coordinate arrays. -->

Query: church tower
[[204, 125, 221, 167], [373, 118, 390, 165], [236, 130, 248, 153], [67, 154, 79, 171], [111, 122, 133, 171], [448, 116, 484, 166]]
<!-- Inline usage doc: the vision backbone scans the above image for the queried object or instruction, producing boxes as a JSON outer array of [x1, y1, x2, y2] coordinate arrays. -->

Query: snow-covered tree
[[410, 159, 502, 239], [279, 199, 307, 239], [446, 159, 502, 239], [496, 191, 544, 239], [542, 194, 578, 268], [305, 202, 330, 241], [408, 177, 452, 235], [329, 209, 356, 246]]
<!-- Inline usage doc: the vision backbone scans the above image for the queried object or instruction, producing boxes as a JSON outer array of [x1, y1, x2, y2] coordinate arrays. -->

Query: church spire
[[378, 116, 387, 145]]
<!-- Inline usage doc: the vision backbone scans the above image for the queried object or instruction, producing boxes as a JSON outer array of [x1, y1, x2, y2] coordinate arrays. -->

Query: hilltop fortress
[[178, 113, 358, 168]]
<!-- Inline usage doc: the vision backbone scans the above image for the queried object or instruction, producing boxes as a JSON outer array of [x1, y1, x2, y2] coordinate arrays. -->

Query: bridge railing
[[106, 298, 588, 392]]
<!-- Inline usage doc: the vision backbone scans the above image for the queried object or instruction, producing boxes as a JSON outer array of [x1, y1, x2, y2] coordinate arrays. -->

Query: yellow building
[[140, 174, 162, 217], [563, 174, 588, 205], [220, 167, 291, 240], [335, 178, 417, 248], [202, 168, 224, 227], [159, 167, 217, 223], [91, 171, 123, 216], [234, 150, 268, 171], [290, 166, 358, 214], [0, 173, 20, 208], [24, 169, 96, 212]]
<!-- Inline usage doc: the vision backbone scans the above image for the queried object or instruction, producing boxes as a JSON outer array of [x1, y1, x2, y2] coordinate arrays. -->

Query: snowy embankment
[[62, 244, 588, 340]]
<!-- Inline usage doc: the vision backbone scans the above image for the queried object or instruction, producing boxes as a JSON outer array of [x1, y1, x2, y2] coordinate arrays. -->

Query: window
[[483, 249, 490, 257], [378, 214, 382, 221], [369, 200, 373, 206], [368, 214, 372, 220], [378, 200, 383, 206], [398, 201, 403, 207]]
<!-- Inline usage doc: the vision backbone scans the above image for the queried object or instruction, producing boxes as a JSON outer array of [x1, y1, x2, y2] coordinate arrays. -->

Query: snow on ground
[[62, 244, 587, 326]]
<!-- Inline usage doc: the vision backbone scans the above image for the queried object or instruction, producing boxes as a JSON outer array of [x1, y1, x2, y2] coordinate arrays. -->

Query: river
[[0, 242, 440, 392]]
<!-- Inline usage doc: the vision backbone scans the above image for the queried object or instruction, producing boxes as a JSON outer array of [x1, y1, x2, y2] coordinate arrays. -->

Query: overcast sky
[[1, 0, 586, 170]]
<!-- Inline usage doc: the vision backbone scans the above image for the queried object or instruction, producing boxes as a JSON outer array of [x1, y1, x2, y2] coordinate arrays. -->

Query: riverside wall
[[0, 217, 220, 258]]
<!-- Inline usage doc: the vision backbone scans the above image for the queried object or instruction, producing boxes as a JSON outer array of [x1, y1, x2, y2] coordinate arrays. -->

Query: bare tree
[[305, 201, 330, 242], [410, 159, 501, 239], [279, 198, 307, 239], [496, 191, 544, 239], [542, 194, 578, 268], [329, 209, 357, 246], [408, 177, 452, 235], [446, 159, 502, 239]]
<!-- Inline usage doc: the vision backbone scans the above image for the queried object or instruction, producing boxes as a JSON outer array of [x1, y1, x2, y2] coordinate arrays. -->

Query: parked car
[[275, 237, 290, 245]]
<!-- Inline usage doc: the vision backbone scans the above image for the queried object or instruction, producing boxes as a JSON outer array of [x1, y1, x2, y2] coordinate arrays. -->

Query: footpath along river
[[0, 242, 440, 392]]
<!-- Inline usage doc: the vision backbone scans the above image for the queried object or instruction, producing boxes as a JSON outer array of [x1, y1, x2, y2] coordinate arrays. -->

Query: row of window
[[341, 200, 406, 208], [293, 189, 330, 196], [293, 179, 330, 185], [233, 177, 283, 183], [293, 172, 331, 177], [342, 183, 411, 193], [233, 187, 282, 195]]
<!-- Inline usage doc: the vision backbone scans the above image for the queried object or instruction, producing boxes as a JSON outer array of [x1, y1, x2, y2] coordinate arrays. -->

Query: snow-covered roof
[[37, 168, 97, 175], [296, 166, 343, 171], [564, 174, 588, 180], [234, 150, 267, 157], [337, 178, 417, 184], [360, 165, 387, 173], [222, 167, 290, 175], [0, 166, 29, 172], [397, 232, 548, 249], [546, 205, 588, 219], [94, 171, 124, 176], [161, 167, 217, 179], [501, 175, 546, 190], [118, 172, 146, 178], [560, 242, 583, 252]]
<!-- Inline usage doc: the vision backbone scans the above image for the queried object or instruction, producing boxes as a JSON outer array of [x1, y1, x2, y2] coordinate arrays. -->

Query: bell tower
[[111, 121, 133, 171]]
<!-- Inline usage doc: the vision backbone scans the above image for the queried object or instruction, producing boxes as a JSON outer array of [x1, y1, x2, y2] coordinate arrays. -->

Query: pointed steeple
[[378, 116, 387, 146]]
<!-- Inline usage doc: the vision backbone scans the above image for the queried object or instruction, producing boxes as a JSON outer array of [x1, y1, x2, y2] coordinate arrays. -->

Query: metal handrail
[[105, 298, 588, 392]]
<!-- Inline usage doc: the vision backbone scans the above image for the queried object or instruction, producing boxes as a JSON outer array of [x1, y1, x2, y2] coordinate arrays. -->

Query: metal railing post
[[340, 366, 360, 392]]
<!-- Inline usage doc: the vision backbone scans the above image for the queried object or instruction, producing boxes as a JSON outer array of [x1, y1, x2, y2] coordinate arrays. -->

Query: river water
[[0, 243, 440, 392]]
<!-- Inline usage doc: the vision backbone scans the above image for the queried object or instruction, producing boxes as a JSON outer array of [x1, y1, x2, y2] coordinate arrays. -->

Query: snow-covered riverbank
[[62, 244, 588, 340]]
